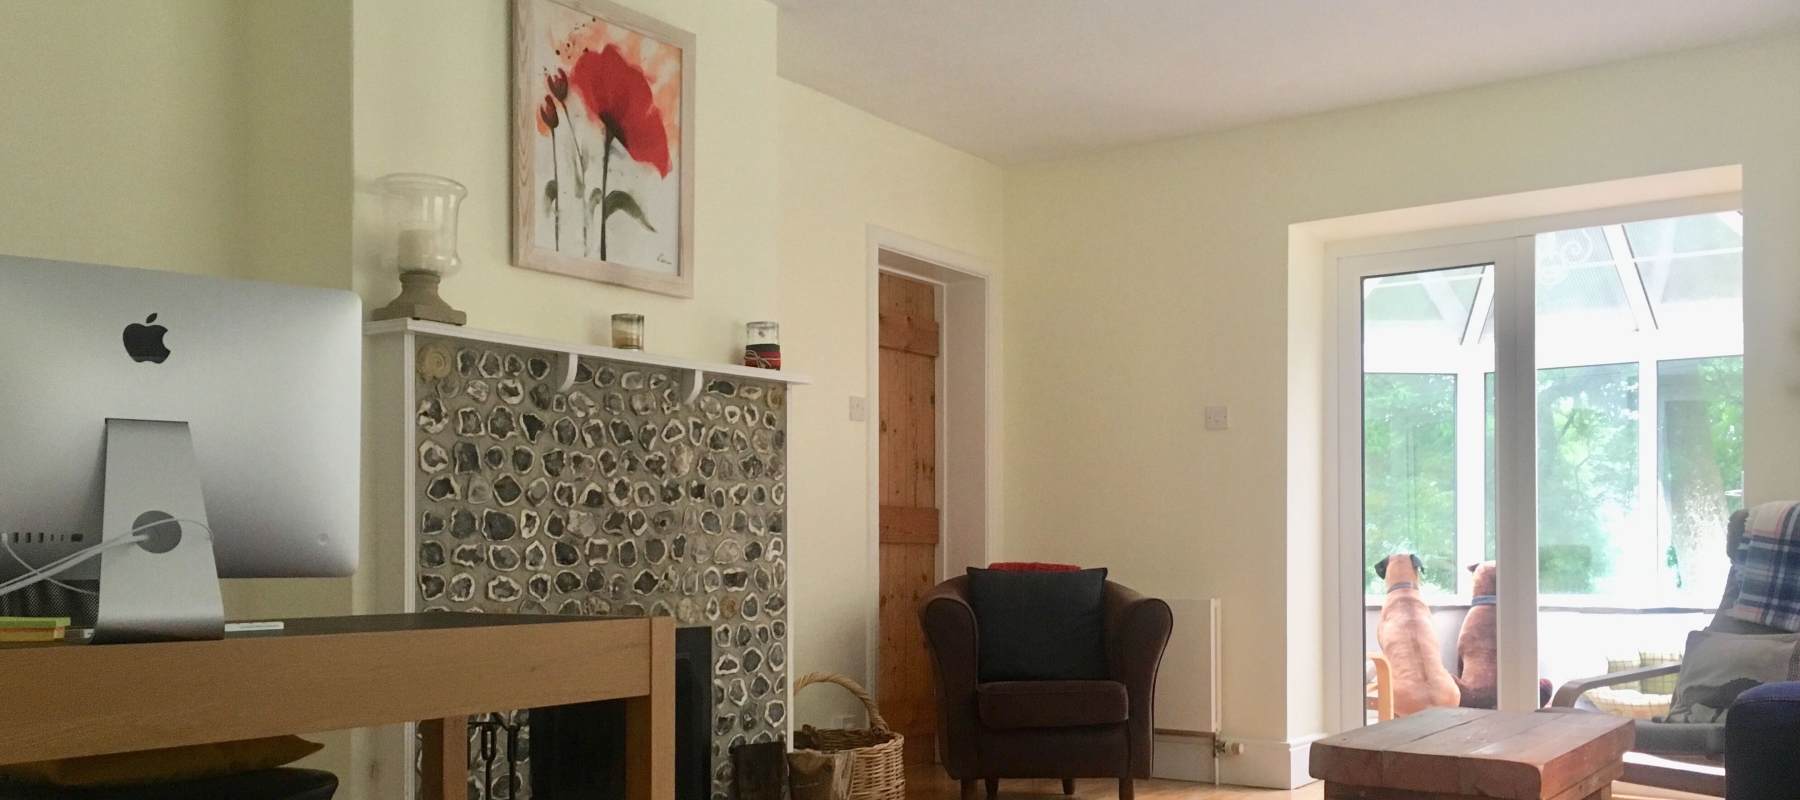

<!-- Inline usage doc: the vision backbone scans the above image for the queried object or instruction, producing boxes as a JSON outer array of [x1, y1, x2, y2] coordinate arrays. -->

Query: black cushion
[[966, 567, 1107, 681], [0, 768, 338, 800]]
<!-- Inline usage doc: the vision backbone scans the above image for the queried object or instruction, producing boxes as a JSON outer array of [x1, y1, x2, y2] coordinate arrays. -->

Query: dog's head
[[1467, 561, 1497, 595], [1373, 553, 1423, 587]]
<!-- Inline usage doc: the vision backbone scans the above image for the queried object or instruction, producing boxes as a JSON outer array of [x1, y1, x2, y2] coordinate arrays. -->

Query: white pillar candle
[[397, 227, 436, 272]]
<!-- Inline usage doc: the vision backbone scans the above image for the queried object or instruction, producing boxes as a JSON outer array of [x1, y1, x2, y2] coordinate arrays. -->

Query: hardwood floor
[[903, 763, 1702, 800]]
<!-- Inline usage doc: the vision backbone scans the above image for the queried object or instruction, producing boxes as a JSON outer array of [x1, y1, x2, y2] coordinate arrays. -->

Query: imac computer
[[0, 256, 361, 642]]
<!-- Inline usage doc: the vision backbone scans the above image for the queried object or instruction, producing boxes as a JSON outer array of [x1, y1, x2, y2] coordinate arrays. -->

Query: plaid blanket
[[1728, 501, 1800, 632]]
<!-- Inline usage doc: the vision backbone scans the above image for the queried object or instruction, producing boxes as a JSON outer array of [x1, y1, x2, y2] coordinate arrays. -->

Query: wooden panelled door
[[877, 271, 940, 764]]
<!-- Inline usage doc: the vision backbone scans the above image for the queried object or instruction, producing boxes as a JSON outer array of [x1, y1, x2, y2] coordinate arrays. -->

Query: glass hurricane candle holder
[[370, 173, 468, 325], [611, 314, 645, 350]]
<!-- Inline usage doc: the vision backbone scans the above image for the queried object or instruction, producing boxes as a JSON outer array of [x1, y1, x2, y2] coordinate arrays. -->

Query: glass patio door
[[1338, 237, 1537, 723], [1336, 207, 1747, 728]]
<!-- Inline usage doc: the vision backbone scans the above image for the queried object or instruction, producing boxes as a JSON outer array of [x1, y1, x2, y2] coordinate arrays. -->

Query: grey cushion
[[1633, 720, 1727, 756], [1665, 630, 1800, 723]]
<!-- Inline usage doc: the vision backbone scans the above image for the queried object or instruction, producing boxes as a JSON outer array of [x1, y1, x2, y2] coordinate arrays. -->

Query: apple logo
[[122, 313, 171, 364]]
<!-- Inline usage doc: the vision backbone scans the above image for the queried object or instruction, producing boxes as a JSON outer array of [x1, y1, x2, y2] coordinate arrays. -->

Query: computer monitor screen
[[0, 256, 361, 585]]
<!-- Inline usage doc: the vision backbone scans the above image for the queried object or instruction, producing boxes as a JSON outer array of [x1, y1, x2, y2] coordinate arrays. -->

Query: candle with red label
[[744, 321, 780, 369]]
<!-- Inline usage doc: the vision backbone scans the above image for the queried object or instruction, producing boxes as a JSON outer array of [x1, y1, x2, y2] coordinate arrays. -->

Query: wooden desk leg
[[627, 616, 676, 800], [420, 716, 469, 800]]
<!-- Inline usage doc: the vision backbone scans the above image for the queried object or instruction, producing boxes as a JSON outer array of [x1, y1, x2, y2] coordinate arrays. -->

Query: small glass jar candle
[[744, 321, 781, 369], [611, 314, 645, 350]]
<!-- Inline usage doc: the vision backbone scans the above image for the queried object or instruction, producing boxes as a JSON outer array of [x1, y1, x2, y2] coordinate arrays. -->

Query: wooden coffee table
[[1309, 708, 1634, 800]]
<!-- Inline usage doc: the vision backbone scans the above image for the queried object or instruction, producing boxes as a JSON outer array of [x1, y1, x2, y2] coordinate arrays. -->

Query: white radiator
[[1151, 597, 1221, 781]]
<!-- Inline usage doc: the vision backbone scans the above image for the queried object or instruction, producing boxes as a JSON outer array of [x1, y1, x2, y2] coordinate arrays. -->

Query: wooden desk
[[0, 613, 674, 800], [1309, 708, 1634, 800]]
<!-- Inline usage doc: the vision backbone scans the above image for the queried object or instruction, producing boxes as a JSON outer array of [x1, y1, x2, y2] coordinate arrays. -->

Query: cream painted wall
[[0, 0, 359, 781], [348, 0, 1007, 786], [0, 1, 245, 275], [351, 0, 778, 365], [0, 0, 1001, 793], [1004, 33, 1800, 779], [776, 80, 1006, 725]]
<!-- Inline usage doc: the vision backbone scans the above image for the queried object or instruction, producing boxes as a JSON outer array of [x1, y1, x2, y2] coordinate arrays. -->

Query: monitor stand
[[92, 419, 224, 644]]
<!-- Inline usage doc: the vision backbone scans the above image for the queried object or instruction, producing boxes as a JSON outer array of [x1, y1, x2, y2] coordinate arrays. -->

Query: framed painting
[[512, 0, 696, 297]]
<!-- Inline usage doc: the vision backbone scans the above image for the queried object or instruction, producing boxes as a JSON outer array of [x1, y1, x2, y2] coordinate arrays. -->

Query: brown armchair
[[918, 575, 1173, 800]]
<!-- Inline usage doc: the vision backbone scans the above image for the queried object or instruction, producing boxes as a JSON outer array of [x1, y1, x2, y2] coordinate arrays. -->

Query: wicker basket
[[792, 672, 906, 800]]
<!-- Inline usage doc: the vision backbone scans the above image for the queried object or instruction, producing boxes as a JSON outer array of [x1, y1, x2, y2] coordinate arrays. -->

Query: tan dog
[[1376, 553, 1460, 716], [1454, 561, 1497, 709]]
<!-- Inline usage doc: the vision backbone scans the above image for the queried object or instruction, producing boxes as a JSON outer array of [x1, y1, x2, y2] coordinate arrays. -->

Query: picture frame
[[511, 0, 696, 297]]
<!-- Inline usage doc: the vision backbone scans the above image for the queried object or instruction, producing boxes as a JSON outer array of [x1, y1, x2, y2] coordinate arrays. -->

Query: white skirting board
[[1152, 733, 1323, 790]]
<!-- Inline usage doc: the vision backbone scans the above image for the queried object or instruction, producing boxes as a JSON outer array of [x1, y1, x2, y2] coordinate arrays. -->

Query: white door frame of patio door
[[1331, 237, 1540, 729]]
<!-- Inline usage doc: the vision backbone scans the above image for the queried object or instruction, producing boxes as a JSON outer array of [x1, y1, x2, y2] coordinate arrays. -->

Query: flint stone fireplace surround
[[365, 320, 810, 800]]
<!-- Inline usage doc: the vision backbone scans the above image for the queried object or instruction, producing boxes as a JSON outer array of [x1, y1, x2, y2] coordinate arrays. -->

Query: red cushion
[[987, 561, 1081, 572]]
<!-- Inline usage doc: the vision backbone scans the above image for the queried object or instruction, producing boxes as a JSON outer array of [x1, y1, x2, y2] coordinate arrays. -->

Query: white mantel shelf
[[365, 319, 812, 389]]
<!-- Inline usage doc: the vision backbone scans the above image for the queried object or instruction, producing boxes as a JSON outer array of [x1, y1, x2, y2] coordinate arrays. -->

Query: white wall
[[777, 80, 1006, 724], [0, 0, 360, 781], [0, 1, 246, 275], [351, 0, 1008, 783], [1005, 33, 1800, 785], [0, 2, 1004, 794], [351, 0, 778, 363]]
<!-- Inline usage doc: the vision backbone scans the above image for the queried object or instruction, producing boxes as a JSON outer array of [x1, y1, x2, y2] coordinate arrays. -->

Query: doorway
[[866, 229, 997, 765]]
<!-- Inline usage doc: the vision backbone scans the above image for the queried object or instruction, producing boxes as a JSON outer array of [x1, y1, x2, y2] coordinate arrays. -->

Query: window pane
[[1536, 227, 1635, 340], [1626, 212, 1744, 332], [1658, 356, 1744, 603], [1363, 373, 1458, 594], [1363, 266, 1485, 364], [1537, 364, 1638, 595]]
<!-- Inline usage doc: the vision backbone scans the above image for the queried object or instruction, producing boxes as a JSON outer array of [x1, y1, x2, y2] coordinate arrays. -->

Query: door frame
[[864, 225, 1000, 697], [1321, 193, 1742, 732]]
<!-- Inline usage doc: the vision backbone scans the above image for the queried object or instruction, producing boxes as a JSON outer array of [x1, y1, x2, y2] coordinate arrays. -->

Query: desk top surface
[[1, 612, 639, 650]]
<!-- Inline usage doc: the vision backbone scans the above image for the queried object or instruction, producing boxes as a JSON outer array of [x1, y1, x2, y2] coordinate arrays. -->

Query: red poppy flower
[[538, 95, 559, 131], [547, 68, 569, 102], [568, 45, 671, 177]]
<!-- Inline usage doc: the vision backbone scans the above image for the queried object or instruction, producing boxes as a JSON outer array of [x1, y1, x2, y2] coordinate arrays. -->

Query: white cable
[[0, 517, 214, 599], [2, 534, 95, 596], [0, 536, 140, 597]]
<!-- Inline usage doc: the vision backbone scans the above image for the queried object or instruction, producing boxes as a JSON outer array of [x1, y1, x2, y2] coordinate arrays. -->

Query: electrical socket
[[1204, 405, 1229, 431], [848, 396, 868, 422]]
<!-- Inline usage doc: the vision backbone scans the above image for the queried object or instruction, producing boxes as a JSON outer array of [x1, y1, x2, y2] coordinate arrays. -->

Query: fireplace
[[529, 626, 713, 799], [382, 331, 793, 799]]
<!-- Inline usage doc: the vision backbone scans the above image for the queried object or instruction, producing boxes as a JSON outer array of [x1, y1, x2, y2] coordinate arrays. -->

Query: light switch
[[1204, 405, 1229, 431], [848, 396, 868, 422]]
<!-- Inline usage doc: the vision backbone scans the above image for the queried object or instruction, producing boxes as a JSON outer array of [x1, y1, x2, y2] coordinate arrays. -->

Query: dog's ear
[[1410, 554, 1423, 574], [1467, 562, 1480, 573], [1373, 556, 1389, 579]]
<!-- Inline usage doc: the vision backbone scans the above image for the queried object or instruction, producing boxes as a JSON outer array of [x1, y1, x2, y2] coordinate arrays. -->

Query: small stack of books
[[0, 616, 71, 643]]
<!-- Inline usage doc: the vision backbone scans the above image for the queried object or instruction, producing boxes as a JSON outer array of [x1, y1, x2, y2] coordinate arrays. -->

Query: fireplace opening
[[529, 625, 713, 799]]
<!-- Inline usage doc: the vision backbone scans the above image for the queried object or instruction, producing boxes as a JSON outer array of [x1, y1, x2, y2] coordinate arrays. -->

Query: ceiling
[[773, 1, 1800, 163]]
